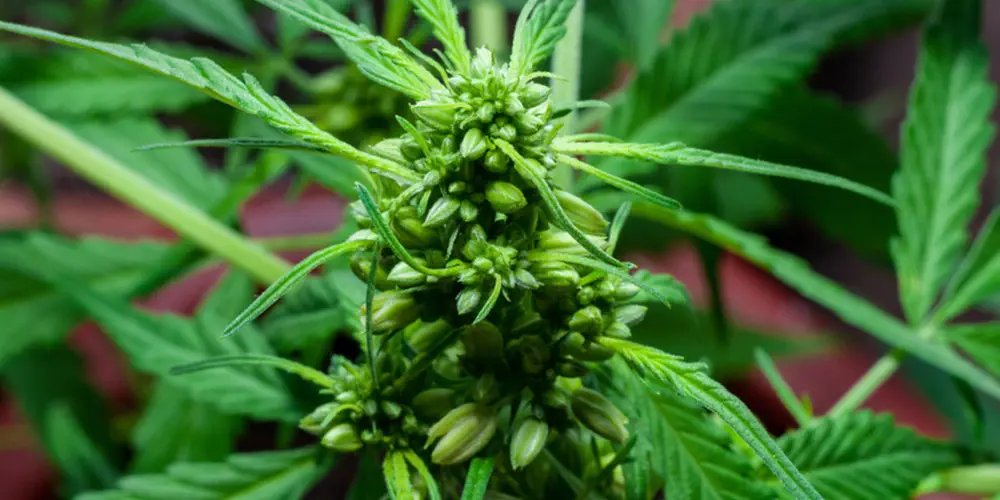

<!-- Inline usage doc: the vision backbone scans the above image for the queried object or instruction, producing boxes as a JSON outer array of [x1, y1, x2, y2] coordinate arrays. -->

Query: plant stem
[[470, 0, 508, 55], [0, 87, 290, 284], [917, 465, 1000, 495], [257, 232, 337, 252], [550, 0, 586, 190]]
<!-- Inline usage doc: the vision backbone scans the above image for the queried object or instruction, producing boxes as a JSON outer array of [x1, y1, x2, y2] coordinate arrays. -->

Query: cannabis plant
[[1, 0, 1000, 499]]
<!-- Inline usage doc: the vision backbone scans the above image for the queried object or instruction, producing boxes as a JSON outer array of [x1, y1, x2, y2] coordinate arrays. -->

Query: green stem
[[471, 0, 508, 55], [917, 465, 1000, 495], [256, 232, 337, 252], [0, 87, 290, 284], [550, 0, 586, 190], [828, 348, 905, 416]]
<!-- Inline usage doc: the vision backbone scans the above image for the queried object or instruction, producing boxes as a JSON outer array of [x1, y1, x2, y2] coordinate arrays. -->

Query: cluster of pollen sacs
[[298, 48, 642, 490]]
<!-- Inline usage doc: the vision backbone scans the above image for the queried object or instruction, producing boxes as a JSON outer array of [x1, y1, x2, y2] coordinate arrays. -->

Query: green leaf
[[711, 89, 897, 260], [460, 457, 494, 500], [384, 450, 415, 500], [41, 270, 300, 421], [151, 0, 266, 54], [556, 141, 894, 207], [948, 323, 1000, 377], [254, 0, 444, 100], [403, 451, 443, 500], [1, 345, 122, 493], [510, 0, 578, 75], [602, 338, 821, 500], [411, 0, 471, 74], [263, 268, 365, 352], [892, 0, 997, 324], [631, 204, 1000, 401], [0, 233, 169, 366], [0, 20, 409, 181], [556, 153, 681, 211], [778, 411, 960, 500], [937, 208, 1000, 321], [13, 75, 207, 117], [130, 382, 241, 474], [45, 403, 121, 495], [66, 118, 228, 210], [584, 0, 674, 70], [78, 447, 319, 500], [134, 137, 328, 154], [170, 353, 335, 390], [595, 359, 772, 500]]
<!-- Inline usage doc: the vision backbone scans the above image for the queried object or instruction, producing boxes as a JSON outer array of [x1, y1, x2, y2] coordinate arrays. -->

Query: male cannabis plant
[[2, 0, 990, 499]]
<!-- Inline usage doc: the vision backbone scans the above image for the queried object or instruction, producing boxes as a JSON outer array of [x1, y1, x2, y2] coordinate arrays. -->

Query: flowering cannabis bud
[[510, 418, 549, 469], [554, 190, 609, 234], [427, 403, 498, 465], [570, 388, 629, 443], [322, 423, 364, 452], [363, 291, 420, 334], [486, 181, 528, 214]]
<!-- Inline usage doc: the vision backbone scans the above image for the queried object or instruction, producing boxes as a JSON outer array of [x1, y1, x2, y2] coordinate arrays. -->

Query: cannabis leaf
[[936, 209, 1000, 321], [40, 270, 300, 421], [410, 0, 471, 74], [13, 75, 206, 117], [596, 359, 772, 500], [778, 411, 960, 500], [45, 403, 121, 495], [0, 233, 169, 366], [77, 447, 319, 500], [892, 0, 997, 324], [510, 0, 578, 75], [460, 458, 495, 500], [130, 382, 240, 474], [0, 20, 411, 181], [151, 0, 266, 54], [254, 0, 444, 99], [631, 204, 1000, 401], [556, 141, 894, 206], [583, 0, 675, 71], [948, 323, 1000, 377], [602, 338, 821, 500]]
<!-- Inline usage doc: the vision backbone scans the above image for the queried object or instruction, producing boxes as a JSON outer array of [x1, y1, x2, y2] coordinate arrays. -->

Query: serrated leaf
[[78, 447, 319, 500], [460, 457, 494, 500], [38, 270, 300, 421], [712, 89, 897, 260], [948, 322, 1000, 377], [384, 450, 415, 500], [45, 403, 121, 495], [778, 411, 960, 500], [602, 338, 820, 499], [510, 0, 578, 75], [936, 208, 1000, 321], [584, 0, 674, 70], [631, 204, 1000, 401], [263, 268, 366, 352], [1, 345, 122, 493], [65, 118, 228, 210], [595, 359, 772, 500], [0, 20, 406, 180], [557, 141, 894, 206], [135, 137, 327, 154], [152, 0, 266, 54], [891, 0, 997, 324], [130, 382, 241, 474], [0, 233, 169, 366], [254, 0, 444, 100], [12, 75, 207, 117], [411, 0, 471, 74]]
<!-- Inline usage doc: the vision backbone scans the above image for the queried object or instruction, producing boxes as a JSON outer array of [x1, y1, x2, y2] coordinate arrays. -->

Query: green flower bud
[[430, 405, 497, 465], [516, 112, 545, 134], [412, 101, 457, 130], [463, 321, 505, 362], [457, 286, 484, 315], [474, 373, 499, 401], [532, 261, 580, 289], [510, 418, 549, 470], [477, 102, 496, 123], [483, 149, 510, 173], [350, 252, 389, 288], [348, 200, 372, 228], [322, 423, 364, 452], [387, 261, 426, 287], [448, 181, 467, 194], [404, 319, 451, 352], [381, 400, 403, 419], [440, 134, 457, 154], [347, 229, 378, 243], [520, 82, 551, 108], [495, 124, 518, 142], [368, 138, 406, 164], [299, 403, 336, 434], [505, 95, 525, 115], [392, 207, 438, 247], [571, 388, 629, 443], [400, 135, 424, 161], [603, 321, 632, 339], [412, 388, 455, 419], [512, 312, 546, 336], [555, 190, 609, 235], [460, 200, 479, 222], [460, 128, 488, 160], [613, 305, 647, 327], [424, 196, 461, 228], [615, 281, 641, 301], [557, 361, 589, 378], [568, 305, 603, 335], [486, 181, 528, 214], [471, 48, 493, 79], [518, 335, 550, 374], [536, 230, 607, 255], [573, 341, 615, 362], [363, 291, 419, 334], [514, 269, 540, 289]]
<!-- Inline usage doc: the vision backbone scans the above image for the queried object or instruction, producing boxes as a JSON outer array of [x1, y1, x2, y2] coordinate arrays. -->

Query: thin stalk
[[550, 0, 586, 190], [917, 464, 1000, 496], [256, 232, 337, 252], [471, 0, 508, 55], [0, 87, 290, 284], [827, 348, 905, 416]]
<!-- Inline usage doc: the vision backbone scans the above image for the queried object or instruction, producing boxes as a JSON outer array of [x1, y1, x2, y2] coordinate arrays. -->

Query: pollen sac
[[570, 388, 629, 444], [363, 291, 420, 334], [510, 418, 549, 470]]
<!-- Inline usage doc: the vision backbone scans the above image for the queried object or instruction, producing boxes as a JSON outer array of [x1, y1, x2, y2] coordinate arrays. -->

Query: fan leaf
[[151, 0, 265, 54], [510, 0, 578, 75], [411, 0, 470, 74]]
